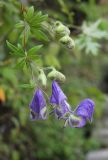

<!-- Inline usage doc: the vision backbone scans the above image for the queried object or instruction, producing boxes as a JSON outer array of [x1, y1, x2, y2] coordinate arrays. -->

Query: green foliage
[[28, 45, 43, 55], [16, 6, 49, 42], [6, 41, 25, 57], [75, 20, 108, 55], [1, 0, 108, 160], [79, 1, 108, 21], [6, 40, 43, 73]]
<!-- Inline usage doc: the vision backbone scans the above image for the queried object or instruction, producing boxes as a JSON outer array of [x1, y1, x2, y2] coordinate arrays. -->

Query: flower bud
[[48, 68, 66, 82], [30, 89, 47, 120], [67, 38, 75, 49], [59, 35, 75, 49], [38, 69, 47, 87], [54, 21, 70, 37]]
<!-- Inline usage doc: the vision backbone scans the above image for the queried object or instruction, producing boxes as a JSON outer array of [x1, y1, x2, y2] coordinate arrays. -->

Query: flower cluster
[[29, 81, 95, 128], [54, 21, 75, 49]]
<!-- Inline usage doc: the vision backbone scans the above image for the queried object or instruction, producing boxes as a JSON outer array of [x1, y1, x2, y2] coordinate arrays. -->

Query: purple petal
[[54, 108, 63, 119], [60, 100, 72, 115], [68, 114, 86, 128], [53, 100, 72, 119], [50, 81, 67, 105], [75, 98, 95, 122], [29, 89, 47, 120], [30, 107, 47, 120]]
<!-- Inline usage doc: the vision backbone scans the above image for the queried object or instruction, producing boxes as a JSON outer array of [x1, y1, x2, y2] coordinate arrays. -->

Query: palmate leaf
[[85, 40, 100, 55], [75, 36, 100, 55], [82, 20, 108, 39], [75, 20, 108, 55], [75, 36, 86, 51]]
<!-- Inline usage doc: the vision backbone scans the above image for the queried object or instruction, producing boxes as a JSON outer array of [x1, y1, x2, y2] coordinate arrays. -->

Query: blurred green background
[[0, 0, 108, 160]]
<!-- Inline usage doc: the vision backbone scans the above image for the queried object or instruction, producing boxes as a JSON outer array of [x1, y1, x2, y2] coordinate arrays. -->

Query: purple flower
[[67, 98, 95, 128], [50, 80, 67, 105], [75, 98, 95, 122], [50, 81, 71, 118], [29, 89, 47, 120]]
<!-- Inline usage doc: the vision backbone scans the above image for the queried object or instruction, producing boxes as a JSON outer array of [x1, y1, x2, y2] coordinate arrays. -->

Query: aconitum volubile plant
[[7, 5, 95, 128]]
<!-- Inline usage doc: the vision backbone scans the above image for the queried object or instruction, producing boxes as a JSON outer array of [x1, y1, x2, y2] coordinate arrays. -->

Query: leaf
[[23, 8, 48, 42], [85, 40, 100, 55], [15, 59, 26, 69], [26, 9, 48, 27], [17, 44, 25, 55], [6, 41, 24, 57], [26, 6, 34, 20], [6, 40, 18, 52], [28, 45, 43, 55], [32, 14, 48, 24], [29, 11, 42, 24], [82, 21, 108, 39], [33, 30, 49, 41], [27, 55, 41, 60], [15, 21, 24, 28]]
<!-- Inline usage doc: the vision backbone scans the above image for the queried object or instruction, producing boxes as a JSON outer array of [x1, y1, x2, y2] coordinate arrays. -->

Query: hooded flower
[[50, 80, 66, 105], [29, 89, 47, 120], [67, 98, 95, 128], [50, 81, 71, 118], [75, 98, 95, 122]]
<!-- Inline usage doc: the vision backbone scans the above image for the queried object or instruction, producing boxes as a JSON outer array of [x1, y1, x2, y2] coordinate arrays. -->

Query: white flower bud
[[67, 38, 75, 49], [59, 35, 75, 49], [54, 21, 70, 37], [38, 69, 47, 87], [48, 68, 66, 82]]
